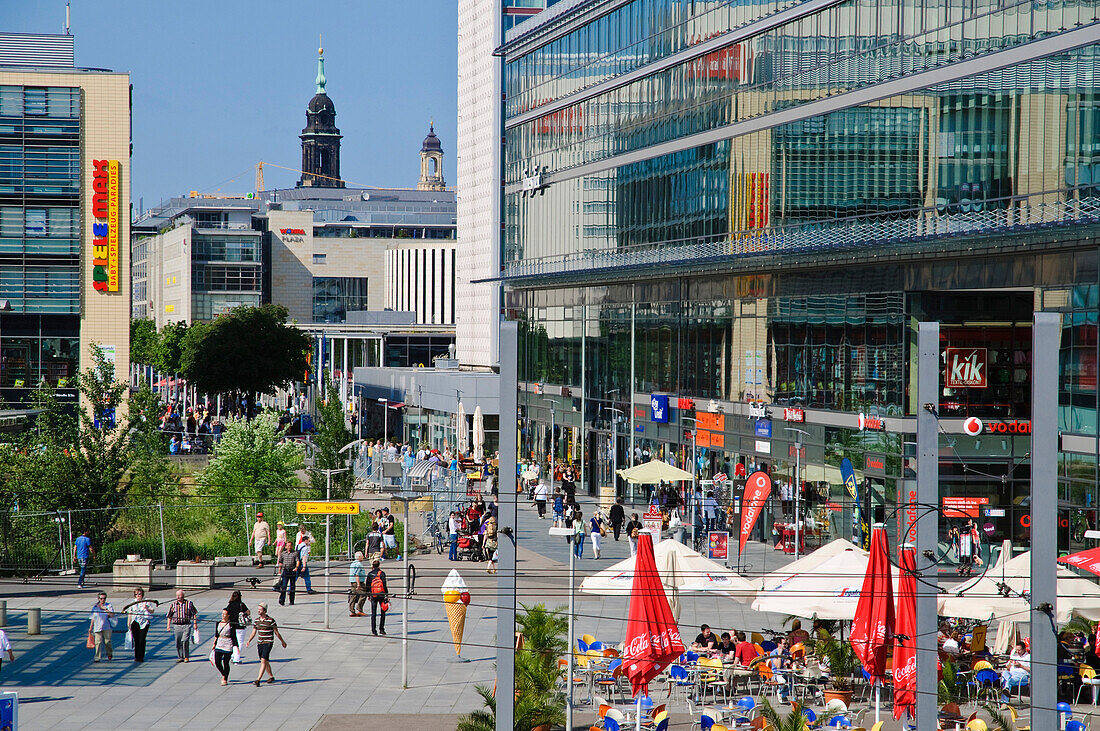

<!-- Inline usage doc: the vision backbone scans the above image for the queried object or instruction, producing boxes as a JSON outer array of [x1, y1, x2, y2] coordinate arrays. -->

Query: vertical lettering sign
[[91, 160, 121, 292]]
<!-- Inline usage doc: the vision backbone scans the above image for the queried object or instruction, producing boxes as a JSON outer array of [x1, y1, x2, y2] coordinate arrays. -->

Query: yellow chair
[[966, 720, 988, 731], [712, 725, 729, 731], [698, 657, 727, 704], [869, 723, 884, 731], [581, 633, 597, 646], [751, 632, 765, 645], [1078, 664, 1100, 705], [973, 660, 994, 672]]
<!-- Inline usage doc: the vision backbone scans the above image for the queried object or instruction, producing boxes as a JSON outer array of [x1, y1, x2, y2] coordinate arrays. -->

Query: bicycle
[[420, 512, 446, 554]]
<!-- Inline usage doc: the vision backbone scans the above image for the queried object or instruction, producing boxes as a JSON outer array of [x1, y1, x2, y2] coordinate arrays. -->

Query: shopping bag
[[125, 628, 133, 650], [191, 626, 200, 645], [231, 645, 241, 663], [86, 630, 95, 649], [209, 649, 216, 668]]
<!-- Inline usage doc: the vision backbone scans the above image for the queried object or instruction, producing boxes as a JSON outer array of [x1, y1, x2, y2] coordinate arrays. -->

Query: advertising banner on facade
[[945, 348, 988, 388], [739, 471, 772, 554], [841, 458, 869, 550]]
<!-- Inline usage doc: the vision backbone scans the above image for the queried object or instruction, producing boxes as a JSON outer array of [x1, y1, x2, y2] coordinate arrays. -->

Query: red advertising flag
[[850, 527, 895, 681], [739, 471, 772, 554], [1058, 546, 1100, 577], [622, 532, 685, 697], [893, 546, 917, 720]]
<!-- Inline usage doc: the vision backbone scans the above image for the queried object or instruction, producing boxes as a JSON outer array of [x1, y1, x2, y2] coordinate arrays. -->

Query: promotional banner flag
[[893, 546, 917, 721], [739, 471, 772, 554], [840, 458, 868, 550]]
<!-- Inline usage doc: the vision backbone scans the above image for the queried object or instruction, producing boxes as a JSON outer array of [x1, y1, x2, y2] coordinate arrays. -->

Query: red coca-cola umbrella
[[893, 545, 917, 722], [849, 526, 894, 725], [622, 531, 684, 730], [1058, 545, 1100, 576]]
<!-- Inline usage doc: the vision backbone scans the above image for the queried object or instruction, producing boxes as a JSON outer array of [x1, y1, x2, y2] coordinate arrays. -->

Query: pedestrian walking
[[533, 481, 549, 519], [212, 609, 237, 686], [572, 511, 585, 559], [297, 533, 316, 594], [348, 551, 368, 617], [89, 591, 115, 662], [276, 541, 301, 606], [609, 499, 625, 540], [73, 529, 94, 588], [126, 587, 155, 662], [166, 589, 198, 662], [448, 511, 461, 562], [367, 559, 388, 636], [0, 628, 13, 675], [245, 602, 286, 686], [225, 590, 250, 663], [626, 513, 642, 557], [380, 508, 398, 559], [552, 490, 565, 526], [589, 512, 604, 559], [251, 512, 270, 568], [274, 521, 288, 557]]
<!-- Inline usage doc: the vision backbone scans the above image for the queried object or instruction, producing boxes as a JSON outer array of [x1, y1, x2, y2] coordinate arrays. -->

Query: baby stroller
[[456, 529, 483, 561]]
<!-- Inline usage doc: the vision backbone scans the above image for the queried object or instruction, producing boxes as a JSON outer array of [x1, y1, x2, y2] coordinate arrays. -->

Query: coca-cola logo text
[[894, 655, 916, 684]]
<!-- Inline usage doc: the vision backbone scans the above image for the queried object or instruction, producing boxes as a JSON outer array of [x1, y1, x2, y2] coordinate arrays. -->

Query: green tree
[[124, 378, 180, 504], [309, 373, 356, 500], [155, 321, 188, 373], [199, 412, 304, 527], [179, 305, 309, 415], [130, 319, 159, 365]]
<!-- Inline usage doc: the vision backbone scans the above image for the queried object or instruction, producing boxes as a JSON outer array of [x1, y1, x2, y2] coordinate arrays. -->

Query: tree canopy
[[308, 373, 356, 500], [179, 305, 310, 402]]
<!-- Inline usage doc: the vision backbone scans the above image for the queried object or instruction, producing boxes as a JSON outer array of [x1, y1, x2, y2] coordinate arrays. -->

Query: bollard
[[27, 607, 40, 635], [0, 599, 6, 627]]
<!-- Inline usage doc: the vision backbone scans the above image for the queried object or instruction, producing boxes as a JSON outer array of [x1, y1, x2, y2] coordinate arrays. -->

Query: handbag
[[380, 600, 390, 612], [86, 630, 95, 649], [599, 525, 607, 537]]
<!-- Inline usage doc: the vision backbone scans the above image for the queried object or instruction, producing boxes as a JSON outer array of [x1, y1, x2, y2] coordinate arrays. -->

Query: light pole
[[683, 415, 698, 547], [541, 397, 556, 496], [785, 427, 810, 561], [390, 492, 418, 689], [308, 439, 363, 630], [548, 524, 576, 731]]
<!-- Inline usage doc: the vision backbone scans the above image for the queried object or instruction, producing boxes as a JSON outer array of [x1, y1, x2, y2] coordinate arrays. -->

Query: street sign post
[[296, 501, 360, 515]]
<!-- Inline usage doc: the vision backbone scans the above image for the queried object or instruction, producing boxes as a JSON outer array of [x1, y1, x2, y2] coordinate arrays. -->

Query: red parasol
[[892, 545, 917, 721], [850, 527, 894, 725], [622, 531, 685, 699], [1058, 546, 1100, 576]]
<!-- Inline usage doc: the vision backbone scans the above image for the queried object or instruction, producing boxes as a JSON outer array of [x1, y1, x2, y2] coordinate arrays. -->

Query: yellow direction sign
[[296, 501, 360, 515]]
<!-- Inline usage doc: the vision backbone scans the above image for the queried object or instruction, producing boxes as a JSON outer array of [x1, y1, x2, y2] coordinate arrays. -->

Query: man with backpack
[[366, 559, 388, 636]]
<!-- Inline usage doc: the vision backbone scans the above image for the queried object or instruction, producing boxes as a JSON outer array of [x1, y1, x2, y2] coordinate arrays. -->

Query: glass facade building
[[500, 0, 1100, 552]]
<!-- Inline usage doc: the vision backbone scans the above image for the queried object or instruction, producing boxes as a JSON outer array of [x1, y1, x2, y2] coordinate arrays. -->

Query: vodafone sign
[[962, 417, 1030, 435]]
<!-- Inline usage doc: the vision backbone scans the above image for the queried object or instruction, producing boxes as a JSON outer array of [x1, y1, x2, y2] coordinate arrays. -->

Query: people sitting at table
[[1000, 641, 1031, 692], [734, 631, 758, 666], [715, 632, 736, 657], [787, 619, 810, 646], [693, 624, 718, 650], [941, 631, 963, 657], [767, 638, 793, 701]]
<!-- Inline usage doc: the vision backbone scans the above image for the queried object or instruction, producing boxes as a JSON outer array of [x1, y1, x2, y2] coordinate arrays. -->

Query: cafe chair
[[869, 723, 884, 731], [605, 708, 626, 727], [589, 641, 605, 652], [603, 718, 621, 731], [967, 669, 1001, 701], [1078, 665, 1100, 705], [761, 640, 778, 653], [966, 719, 988, 731], [581, 634, 597, 646], [1065, 721, 1087, 731], [972, 659, 994, 672], [826, 717, 850, 728], [698, 657, 727, 704], [699, 714, 717, 731], [578, 638, 591, 654], [654, 720, 669, 731]]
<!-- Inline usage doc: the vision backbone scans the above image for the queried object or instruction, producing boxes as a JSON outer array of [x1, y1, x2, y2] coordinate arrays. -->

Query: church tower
[[418, 123, 446, 191], [298, 44, 343, 188]]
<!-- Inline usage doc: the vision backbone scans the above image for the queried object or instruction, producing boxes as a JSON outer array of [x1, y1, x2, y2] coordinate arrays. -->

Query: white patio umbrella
[[617, 460, 693, 484], [751, 546, 898, 620], [755, 538, 866, 591], [456, 402, 468, 455], [939, 546, 1100, 623], [472, 405, 484, 462], [581, 535, 756, 618]]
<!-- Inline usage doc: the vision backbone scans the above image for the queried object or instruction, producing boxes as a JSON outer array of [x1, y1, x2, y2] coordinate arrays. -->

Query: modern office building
[[456, 0, 563, 369], [498, 0, 1100, 548], [0, 32, 130, 403]]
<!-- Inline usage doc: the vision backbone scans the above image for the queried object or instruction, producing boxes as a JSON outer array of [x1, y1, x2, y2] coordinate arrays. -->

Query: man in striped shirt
[[246, 601, 286, 686], [165, 589, 198, 662]]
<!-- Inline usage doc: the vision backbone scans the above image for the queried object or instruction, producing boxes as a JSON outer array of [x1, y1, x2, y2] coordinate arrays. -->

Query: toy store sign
[[90, 160, 120, 293], [279, 227, 307, 243]]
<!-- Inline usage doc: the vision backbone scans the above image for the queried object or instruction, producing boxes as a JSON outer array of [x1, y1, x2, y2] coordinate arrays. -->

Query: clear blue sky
[[5, 1, 459, 207]]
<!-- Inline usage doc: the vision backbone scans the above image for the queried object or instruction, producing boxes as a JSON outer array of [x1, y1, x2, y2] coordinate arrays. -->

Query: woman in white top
[[212, 609, 237, 685], [668, 508, 684, 543], [127, 587, 156, 663]]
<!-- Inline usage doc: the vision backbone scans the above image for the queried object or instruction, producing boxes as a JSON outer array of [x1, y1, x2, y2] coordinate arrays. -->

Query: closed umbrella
[[849, 527, 894, 725], [622, 532, 684, 731], [472, 405, 484, 462], [456, 402, 468, 455], [893, 546, 917, 722]]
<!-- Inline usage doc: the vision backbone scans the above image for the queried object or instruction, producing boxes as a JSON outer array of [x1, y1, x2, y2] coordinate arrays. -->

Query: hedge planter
[[113, 558, 154, 592], [176, 560, 215, 589]]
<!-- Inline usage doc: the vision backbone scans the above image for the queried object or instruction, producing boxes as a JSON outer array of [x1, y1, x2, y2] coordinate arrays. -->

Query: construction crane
[[255, 161, 265, 194], [253, 160, 434, 193]]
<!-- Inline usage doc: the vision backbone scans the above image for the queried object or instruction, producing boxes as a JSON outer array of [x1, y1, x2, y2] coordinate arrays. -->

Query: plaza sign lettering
[[90, 160, 120, 292], [945, 348, 988, 388], [280, 228, 307, 235]]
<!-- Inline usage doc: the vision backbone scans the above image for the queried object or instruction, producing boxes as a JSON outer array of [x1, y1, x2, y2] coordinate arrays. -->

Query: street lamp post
[[785, 427, 810, 561], [308, 439, 364, 630], [390, 492, 418, 689], [683, 415, 698, 547], [548, 524, 575, 731]]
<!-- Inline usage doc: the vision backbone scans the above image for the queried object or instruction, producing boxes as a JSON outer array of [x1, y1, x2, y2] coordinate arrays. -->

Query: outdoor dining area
[[564, 527, 1100, 730]]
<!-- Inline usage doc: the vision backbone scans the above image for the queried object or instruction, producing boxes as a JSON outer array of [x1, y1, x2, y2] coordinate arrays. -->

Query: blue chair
[[604, 718, 620, 731], [761, 640, 778, 652], [685, 651, 700, 663], [737, 696, 756, 711], [700, 715, 715, 731], [802, 708, 817, 723], [969, 668, 1000, 701], [1067, 721, 1087, 731], [578, 639, 589, 654], [639, 696, 654, 709], [827, 717, 850, 728], [589, 641, 604, 652], [654, 720, 668, 731]]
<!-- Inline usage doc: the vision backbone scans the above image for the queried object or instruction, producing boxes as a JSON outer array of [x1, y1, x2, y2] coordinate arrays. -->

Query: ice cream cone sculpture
[[441, 569, 471, 656]]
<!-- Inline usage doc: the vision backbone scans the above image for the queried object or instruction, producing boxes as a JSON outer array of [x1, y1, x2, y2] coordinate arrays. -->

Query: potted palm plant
[[818, 636, 859, 706]]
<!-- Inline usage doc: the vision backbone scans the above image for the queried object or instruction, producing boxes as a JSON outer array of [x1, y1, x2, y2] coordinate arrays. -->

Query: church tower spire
[[418, 122, 446, 191], [298, 42, 343, 188]]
